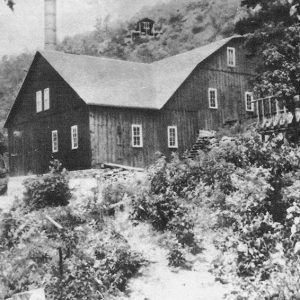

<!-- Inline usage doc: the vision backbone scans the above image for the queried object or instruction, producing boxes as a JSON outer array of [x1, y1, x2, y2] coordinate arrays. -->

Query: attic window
[[208, 88, 218, 109], [227, 47, 236, 67], [132, 124, 143, 147], [44, 88, 50, 110], [36, 88, 50, 112], [36, 91, 42, 112]]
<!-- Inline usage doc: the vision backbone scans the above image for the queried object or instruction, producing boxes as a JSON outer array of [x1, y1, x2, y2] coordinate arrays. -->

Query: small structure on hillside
[[130, 18, 162, 42]]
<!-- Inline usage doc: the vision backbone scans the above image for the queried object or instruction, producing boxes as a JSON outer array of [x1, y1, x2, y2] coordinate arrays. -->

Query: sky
[[0, 0, 168, 58]]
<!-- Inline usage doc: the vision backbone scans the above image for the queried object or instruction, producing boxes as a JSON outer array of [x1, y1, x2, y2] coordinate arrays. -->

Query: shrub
[[167, 243, 187, 267], [166, 206, 197, 249], [23, 160, 71, 211], [0, 201, 145, 299], [101, 181, 126, 216], [131, 189, 181, 231]]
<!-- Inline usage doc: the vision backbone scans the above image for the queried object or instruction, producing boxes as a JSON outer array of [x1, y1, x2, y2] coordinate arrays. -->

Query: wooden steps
[[187, 130, 216, 159]]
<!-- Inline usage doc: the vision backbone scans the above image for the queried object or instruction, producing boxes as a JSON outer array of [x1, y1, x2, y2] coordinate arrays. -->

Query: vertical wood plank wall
[[89, 39, 256, 168], [6, 54, 92, 175], [89, 107, 160, 168]]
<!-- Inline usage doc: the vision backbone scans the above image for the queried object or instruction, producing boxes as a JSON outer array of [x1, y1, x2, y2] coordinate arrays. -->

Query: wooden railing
[[252, 96, 294, 130]]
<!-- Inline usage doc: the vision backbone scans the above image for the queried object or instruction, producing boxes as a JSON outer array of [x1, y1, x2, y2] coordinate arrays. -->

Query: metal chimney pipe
[[44, 0, 57, 50]]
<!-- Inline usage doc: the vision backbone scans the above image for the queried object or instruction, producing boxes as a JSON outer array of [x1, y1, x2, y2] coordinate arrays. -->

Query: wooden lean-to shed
[[4, 35, 256, 175]]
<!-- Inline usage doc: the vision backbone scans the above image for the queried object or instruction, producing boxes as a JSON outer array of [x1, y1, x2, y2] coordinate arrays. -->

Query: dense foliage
[[0, 165, 145, 299], [235, 0, 300, 112], [138, 131, 300, 299], [3, 0, 14, 10], [130, 155, 204, 266], [0, 53, 32, 132], [23, 160, 71, 211]]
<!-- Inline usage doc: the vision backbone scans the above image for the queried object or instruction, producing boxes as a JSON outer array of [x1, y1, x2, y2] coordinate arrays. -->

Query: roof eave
[[87, 103, 160, 111]]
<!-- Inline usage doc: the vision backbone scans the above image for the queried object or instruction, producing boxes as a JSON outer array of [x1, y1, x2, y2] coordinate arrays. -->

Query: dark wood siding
[[6, 54, 91, 175], [158, 38, 256, 157], [89, 106, 159, 168], [6, 38, 258, 172]]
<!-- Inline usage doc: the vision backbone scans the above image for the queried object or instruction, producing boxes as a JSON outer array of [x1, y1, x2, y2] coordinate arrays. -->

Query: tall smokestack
[[44, 0, 57, 50]]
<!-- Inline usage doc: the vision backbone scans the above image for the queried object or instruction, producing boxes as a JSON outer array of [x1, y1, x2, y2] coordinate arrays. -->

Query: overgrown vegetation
[[129, 155, 203, 266], [235, 0, 300, 113], [0, 162, 145, 299], [23, 160, 71, 211], [128, 131, 300, 299], [4, 132, 300, 298]]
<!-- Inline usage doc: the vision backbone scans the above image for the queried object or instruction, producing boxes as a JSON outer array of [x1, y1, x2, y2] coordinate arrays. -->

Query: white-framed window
[[208, 88, 218, 109], [143, 22, 150, 30], [36, 91, 42, 112], [44, 88, 50, 110], [52, 130, 58, 153], [245, 92, 254, 111], [71, 125, 78, 150], [132, 124, 143, 147], [227, 47, 236, 67], [168, 126, 178, 148]]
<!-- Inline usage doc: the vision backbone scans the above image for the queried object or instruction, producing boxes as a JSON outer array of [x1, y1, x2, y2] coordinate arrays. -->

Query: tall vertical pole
[[44, 0, 57, 50], [257, 100, 260, 123]]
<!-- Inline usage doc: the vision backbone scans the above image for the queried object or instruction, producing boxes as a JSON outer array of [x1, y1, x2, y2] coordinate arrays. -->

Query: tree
[[4, 0, 15, 10], [0, 53, 33, 132], [235, 0, 300, 113]]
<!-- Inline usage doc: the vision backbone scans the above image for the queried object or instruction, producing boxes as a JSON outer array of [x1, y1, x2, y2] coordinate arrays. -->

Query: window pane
[[246, 93, 253, 111], [44, 88, 50, 110], [132, 125, 142, 147], [227, 48, 235, 67], [71, 126, 78, 149], [36, 91, 42, 112], [168, 126, 178, 148], [209, 89, 217, 108], [52, 130, 58, 153]]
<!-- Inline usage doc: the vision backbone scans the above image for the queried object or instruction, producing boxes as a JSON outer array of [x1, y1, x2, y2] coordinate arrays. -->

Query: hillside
[[0, 0, 244, 134], [58, 0, 244, 62], [0, 53, 33, 133]]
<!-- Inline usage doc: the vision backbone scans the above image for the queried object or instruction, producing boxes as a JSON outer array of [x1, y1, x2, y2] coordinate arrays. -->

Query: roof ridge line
[[38, 50, 151, 66]]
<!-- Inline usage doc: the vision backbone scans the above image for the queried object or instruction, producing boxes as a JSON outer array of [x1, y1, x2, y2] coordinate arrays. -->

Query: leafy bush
[[101, 181, 126, 216], [131, 156, 201, 264], [167, 243, 187, 267], [191, 133, 300, 299], [138, 132, 300, 297], [23, 160, 71, 211], [0, 201, 145, 299]]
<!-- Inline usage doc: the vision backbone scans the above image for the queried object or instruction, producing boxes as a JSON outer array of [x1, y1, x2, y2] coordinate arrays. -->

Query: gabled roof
[[137, 18, 155, 24], [5, 35, 242, 127], [152, 36, 242, 109], [40, 51, 156, 109]]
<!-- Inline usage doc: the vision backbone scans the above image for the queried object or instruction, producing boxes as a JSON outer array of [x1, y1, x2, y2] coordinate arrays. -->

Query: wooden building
[[4, 35, 256, 175], [130, 18, 162, 42]]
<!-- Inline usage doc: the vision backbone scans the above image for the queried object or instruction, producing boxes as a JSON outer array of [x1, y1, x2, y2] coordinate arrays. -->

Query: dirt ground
[[114, 201, 231, 300]]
